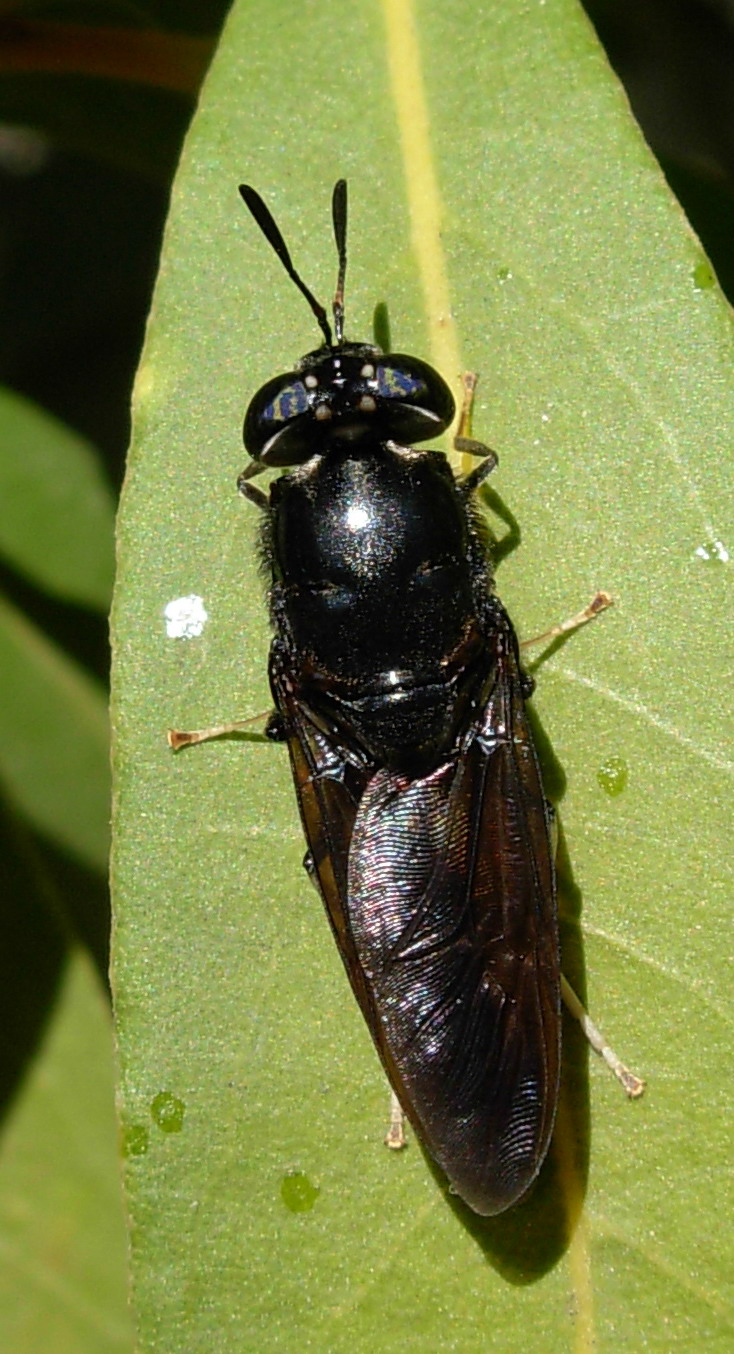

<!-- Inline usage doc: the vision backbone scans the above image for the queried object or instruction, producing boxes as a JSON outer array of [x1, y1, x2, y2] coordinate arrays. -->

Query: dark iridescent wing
[[268, 644, 383, 1029], [346, 611, 560, 1216], [271, 610, 560, 1217]]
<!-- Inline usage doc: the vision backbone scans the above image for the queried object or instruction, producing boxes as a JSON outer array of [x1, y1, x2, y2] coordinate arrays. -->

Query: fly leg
[[454, 373, 614, 636], [561, 977, 645, 1097], [454, 372, 499, 490], [237, 459, 270, 511], [168, 470, 274, 746], [299, 851, 409, 1150], [167, 709, 275, 750], [520, 591, 614, 653], [548, 798, 645, 1097], [297, 854, 408, 1150], [384, 1090, 407, 1150]]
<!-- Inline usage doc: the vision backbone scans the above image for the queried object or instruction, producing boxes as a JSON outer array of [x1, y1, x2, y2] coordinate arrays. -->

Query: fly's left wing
[[346, 610, 561, 1215], [268, 641, 384, 1032]]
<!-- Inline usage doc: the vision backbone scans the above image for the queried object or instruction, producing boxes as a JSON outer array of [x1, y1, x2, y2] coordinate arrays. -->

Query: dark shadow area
[[585, 0, 734, 305], [659, 155, 734, 302], [0, 790, 110, 1127], [0, 148, 169, 486], [525, 696, 568, 814], [0, 797, 66, 1125], [0, 146, 164, 1028], [39, 837, 110, 982], [476, 482, 522, 569]]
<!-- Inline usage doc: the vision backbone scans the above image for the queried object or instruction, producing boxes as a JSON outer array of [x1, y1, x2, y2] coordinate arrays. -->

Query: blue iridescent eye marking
[[264, 381, 309, 423], [376, 365, 424, 400]]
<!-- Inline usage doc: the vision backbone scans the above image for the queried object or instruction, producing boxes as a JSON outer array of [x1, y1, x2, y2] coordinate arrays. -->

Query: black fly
[[238, 179, 561, 1217], [171, 181, 643, 1216]]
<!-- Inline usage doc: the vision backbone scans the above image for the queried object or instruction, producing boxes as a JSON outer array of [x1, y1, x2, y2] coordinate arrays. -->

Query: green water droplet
[[150, 1091, 185, 1133], [597, 755, 628, 797], [122, 1124, 149, 1157], [280, 1170, 320, 1213], [693, 261, 715, 291]]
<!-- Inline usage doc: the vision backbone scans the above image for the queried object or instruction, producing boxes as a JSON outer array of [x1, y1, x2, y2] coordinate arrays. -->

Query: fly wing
[[347, 612, 561, 1215], [269, 645, 383, 1030]]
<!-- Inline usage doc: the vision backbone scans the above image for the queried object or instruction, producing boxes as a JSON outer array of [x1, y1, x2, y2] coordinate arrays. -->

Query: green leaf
[[0, 594, 109, 870], [0, 951, 132, 1354], [0, 387, 115, 611], [112, 1, 733, 1350]]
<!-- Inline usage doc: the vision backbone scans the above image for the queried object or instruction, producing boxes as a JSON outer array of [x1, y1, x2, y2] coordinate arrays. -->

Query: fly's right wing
[[346, 611, 560, 1215]]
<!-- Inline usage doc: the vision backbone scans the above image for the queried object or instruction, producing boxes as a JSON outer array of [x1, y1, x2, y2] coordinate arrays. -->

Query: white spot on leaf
[[164, 595, 208, 639]]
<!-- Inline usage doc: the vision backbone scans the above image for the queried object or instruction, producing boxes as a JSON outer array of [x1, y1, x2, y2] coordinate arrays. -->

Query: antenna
[[239, 184, 333, 347], [331, 179, 348, 345]]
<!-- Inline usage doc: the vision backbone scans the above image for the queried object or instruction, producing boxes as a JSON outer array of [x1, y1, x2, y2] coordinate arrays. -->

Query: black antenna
[[331, 179, 348, 345], [239, 184, 333, 348]]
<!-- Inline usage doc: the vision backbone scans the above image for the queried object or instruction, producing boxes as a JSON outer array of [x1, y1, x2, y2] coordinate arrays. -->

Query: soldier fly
[[171, 181, 643, 1216]]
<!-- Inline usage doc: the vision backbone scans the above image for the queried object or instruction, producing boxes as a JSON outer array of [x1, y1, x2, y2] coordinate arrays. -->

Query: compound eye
[[372, 354, 455, 443], [261, 379, 309, 424], [244, 371, 316, 462], [375, 363, 427, 402]]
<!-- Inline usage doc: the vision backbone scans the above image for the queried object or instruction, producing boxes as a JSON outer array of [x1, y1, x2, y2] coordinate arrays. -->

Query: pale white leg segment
[[561, 974, 645, 1097]]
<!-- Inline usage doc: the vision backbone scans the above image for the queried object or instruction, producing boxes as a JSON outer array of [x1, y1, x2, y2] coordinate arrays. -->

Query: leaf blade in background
[[0, 386, 115, 611], [0, 593, 109, 871], [0, 952, 132, 1354]]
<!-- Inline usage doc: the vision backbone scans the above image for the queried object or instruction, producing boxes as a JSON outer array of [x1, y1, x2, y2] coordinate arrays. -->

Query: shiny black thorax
[[261, 438, 493, 771]]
